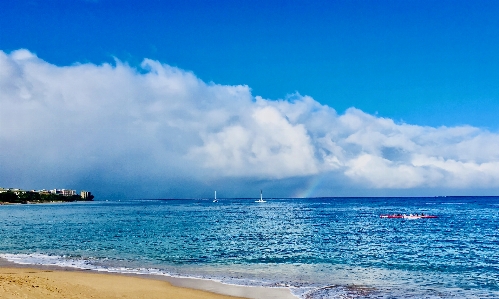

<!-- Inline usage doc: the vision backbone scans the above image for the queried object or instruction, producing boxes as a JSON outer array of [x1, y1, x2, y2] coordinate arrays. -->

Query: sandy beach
[[0, 267, 251, 299], [0, 259, 297, 299]]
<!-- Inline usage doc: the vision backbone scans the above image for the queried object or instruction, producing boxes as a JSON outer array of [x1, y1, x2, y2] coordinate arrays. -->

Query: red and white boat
[[380, 214, 437, 219]]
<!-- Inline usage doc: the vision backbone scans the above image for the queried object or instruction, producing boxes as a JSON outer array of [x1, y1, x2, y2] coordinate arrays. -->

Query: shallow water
[[0, 197, 498, 298]]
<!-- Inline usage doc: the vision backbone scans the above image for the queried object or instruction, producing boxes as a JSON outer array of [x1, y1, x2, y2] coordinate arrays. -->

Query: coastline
[[3, 198, 497, 298], [0, 258, 297, 299]]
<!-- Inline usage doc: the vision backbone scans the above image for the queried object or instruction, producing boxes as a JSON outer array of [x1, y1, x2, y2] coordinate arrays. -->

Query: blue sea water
[[0, 197, 498, 298]]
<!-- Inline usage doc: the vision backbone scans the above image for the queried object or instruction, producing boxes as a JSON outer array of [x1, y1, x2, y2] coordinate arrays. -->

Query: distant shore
[[0, 259, 296, 299], [0, 200, 88, 205], [0, 191, 93, 204]]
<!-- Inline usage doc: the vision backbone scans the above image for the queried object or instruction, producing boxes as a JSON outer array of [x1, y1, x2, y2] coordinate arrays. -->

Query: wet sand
[[0, 259, 297, 299]]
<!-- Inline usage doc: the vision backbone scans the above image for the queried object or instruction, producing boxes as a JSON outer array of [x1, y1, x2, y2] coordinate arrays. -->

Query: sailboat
[[255, 190, 266, 203], [213, 191, 218, 202]]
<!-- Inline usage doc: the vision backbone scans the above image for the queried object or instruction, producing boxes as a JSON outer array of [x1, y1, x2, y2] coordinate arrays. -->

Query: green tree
[[0, 191, 20, 203], [19, 191, 42, 203]]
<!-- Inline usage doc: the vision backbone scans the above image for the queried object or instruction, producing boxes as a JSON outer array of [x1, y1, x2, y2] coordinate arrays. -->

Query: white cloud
[[1, 49, 499, 196], [189, 105, 318, 178]]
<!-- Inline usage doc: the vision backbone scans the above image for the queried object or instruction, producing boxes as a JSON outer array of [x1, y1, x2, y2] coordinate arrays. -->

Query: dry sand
[[0, 266, 297, 299], [0, 267, 247, 299]]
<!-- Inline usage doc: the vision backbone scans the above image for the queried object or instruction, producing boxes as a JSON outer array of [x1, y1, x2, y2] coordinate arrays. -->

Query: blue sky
[[1, 0, 499, 198], [2, 0, 498, 128]]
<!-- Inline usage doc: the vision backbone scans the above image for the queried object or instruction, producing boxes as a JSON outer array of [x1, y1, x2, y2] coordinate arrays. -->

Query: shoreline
[[0, 258, 297, 299]]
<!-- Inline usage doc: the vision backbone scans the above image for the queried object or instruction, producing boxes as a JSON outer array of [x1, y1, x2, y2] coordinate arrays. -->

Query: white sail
[[255, 190, 266, 203]]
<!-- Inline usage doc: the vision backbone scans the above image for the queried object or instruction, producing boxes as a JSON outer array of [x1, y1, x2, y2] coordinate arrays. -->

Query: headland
[[0, 187, 93, 204]]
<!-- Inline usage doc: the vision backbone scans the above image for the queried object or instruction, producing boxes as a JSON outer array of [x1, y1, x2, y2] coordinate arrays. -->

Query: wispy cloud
[[1, 49, 499, 197]]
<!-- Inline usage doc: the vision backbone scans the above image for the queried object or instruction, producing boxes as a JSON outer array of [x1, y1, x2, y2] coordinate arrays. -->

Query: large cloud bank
[[1, 49, 499, 196]]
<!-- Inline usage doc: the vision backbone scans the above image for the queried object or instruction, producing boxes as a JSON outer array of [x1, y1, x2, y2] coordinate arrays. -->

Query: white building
[[62, 189, 76, 196], [80, 190, 92, 199]]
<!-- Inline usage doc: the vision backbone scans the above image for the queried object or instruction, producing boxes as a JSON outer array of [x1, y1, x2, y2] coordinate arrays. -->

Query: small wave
[[0, 253, 307, 298], [1, 253, 93, 268], [4, 253, 491, 299], [0, 253, 386, 298], [302, 285, 377, 299], [0, 253, 195, 277]]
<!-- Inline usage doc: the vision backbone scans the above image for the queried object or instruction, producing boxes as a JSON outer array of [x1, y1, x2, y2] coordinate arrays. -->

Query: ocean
[[0, 197, 498, 298]]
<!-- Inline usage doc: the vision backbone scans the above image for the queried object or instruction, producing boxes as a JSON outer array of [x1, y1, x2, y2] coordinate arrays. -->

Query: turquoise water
[[0, 197, 498, 298]]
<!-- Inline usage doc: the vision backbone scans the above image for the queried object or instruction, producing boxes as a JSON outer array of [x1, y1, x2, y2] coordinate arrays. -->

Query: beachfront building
[[50, 189, 76, 196], [2, 187, 90, 198], [80, 190, 92, 200], [62, 189, 76, 196]]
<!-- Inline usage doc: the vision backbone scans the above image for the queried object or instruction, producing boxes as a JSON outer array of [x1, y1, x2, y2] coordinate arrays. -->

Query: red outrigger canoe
[[380, 214, 438, 219]]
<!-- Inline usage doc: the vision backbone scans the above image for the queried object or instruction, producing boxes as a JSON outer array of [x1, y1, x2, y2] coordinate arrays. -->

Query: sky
[[1, 0, 499, 199]]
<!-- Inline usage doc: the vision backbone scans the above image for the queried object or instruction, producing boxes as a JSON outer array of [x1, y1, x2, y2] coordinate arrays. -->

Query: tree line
[[0, 191, 94, 204]]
